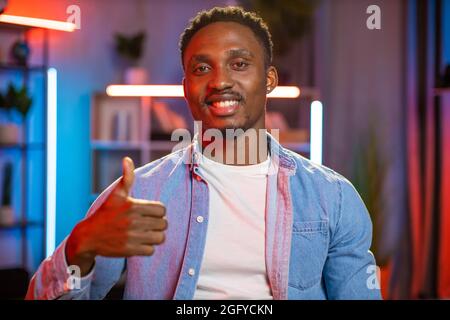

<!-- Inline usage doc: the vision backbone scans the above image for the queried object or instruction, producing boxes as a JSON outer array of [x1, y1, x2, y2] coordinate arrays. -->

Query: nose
[[207, 67, 234, 91]]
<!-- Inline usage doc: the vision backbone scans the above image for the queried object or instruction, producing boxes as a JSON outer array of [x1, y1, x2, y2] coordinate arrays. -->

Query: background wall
[[0, 0, 408, 284], [316, 0, 407, 265]]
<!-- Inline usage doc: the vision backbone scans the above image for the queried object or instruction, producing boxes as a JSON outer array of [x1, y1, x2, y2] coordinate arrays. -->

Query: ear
[[182, 77, 187, 99], [265, 66, 278, 94]]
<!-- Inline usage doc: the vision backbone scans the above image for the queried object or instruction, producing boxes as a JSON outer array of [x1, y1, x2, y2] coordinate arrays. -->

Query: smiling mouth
[[209, 100, 240, 108], [206, 99, 241, 117]]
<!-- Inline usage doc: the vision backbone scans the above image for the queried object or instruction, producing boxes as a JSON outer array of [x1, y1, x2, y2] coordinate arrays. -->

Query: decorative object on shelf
[[0, 162, 15, 226], [0, 86, 18, 144], [111, 110, 132, 141], [151, 101, 188, 139], [114, 31, 148, 84], [0, 123, 19, 144], [94, 95, 140, 141], [0, 83, 32, 144], [5, 83, 33, 119], [436, 64, 450, 88], [10, 36, 31, 66]]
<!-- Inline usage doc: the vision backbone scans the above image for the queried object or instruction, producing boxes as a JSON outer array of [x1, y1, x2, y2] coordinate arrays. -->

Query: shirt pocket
[[288, 220, 329, 290]]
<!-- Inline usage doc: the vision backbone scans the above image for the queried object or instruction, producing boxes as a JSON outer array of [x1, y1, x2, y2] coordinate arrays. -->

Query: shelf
[[0, 18, 50, 273], [91, 140, 178, 151], [0, 21, 32, 31], [0, 221, 44, 230], [0, 142, 45, 150], [0, 63, 47, 72], [91, 140, 144, 151]]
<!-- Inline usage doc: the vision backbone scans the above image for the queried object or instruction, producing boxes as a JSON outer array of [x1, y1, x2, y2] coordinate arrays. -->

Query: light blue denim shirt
[[27, 133, 381, 300]]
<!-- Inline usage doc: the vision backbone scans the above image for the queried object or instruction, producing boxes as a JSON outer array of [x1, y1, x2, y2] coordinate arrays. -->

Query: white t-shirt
[[193, 151, 273, 300]]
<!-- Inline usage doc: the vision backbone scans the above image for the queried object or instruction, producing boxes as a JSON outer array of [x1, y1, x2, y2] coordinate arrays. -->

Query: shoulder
[[285, 148, 352, 194], [283, 148, 369, 235]]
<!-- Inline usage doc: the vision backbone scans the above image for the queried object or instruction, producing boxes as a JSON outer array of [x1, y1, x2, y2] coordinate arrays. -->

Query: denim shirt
[[27, 134, 381, 300]]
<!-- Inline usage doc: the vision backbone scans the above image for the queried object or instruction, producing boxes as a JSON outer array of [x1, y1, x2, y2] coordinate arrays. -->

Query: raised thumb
[[120, 156, 135, 196]]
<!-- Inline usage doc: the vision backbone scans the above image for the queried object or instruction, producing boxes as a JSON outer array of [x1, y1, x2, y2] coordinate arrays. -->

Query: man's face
[[183, 21, 278, 133]]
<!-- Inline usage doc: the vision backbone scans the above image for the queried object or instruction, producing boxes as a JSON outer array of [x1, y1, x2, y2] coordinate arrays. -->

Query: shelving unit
[[0, 24, 49, 272], [90, 86, 321, 201], [90, 93, 182, 198]]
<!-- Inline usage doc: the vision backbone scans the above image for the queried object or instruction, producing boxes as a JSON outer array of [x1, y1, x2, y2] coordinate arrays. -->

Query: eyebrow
[[188, 49, 255, 65]]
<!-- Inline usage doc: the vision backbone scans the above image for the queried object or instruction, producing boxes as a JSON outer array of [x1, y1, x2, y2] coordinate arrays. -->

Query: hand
[[66, 157, 167, 275]]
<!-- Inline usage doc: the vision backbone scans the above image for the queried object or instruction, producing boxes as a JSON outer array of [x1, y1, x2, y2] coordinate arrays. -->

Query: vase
[[124, 67, 148, 85], [0, 206, 15, 226], [10, 39, 31, 66], [0, 123, 20, 144]]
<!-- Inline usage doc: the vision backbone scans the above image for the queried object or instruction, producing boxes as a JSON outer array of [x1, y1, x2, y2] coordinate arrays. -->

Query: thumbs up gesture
[[66, 157, 167, 275]]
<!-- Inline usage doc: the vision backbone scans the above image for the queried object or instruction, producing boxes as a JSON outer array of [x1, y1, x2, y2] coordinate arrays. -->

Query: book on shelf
[[151, 101, 188, 139]]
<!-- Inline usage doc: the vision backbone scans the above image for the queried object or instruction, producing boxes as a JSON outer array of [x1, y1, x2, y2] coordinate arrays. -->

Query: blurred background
[[0, 0, 449, 300]]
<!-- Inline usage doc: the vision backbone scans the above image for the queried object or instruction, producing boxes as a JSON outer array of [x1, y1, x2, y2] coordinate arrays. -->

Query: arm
[[323, 178, 382, 300], [25, 184, 124, 300], [26, 158, 167, 300]]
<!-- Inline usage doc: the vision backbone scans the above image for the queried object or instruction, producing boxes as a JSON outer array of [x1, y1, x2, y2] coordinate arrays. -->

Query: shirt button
[[188, 268, 195, 276], [196, 216, 204, 223]]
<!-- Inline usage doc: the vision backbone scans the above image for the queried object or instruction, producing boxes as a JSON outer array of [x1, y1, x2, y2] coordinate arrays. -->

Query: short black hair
[[179, 6, 273, 70]]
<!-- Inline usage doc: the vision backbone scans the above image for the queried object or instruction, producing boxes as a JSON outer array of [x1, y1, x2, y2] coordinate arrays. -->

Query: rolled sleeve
[[26, 239, 96, 300]]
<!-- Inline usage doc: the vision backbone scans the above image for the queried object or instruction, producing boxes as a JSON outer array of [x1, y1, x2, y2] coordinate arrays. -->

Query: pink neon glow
[[106, 85, 301, 98], [0, 14, 76, 31]]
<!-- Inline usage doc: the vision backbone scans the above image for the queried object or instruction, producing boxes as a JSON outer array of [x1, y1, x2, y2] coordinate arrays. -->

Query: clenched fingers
[[129, 216, 168, 231], [128, 199, 166, 218]]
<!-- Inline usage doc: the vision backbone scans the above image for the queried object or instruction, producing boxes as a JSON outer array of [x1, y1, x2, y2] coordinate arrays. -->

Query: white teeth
[[212, 100, 239, 108]]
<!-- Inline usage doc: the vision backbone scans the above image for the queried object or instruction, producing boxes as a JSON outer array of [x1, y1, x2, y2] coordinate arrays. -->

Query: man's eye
[[193, 65, 210, 74], [232, 61, 249, 70]]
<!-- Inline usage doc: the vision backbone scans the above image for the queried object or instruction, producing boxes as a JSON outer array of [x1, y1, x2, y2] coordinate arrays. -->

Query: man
[[27, 6, 381, 300]]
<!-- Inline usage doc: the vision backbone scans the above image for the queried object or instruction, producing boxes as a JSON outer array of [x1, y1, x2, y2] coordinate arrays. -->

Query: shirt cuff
[[49, 238, 96, 299]]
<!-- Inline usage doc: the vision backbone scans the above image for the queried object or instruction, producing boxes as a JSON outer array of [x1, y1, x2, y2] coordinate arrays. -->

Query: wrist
[[66, 221, 96, 271]]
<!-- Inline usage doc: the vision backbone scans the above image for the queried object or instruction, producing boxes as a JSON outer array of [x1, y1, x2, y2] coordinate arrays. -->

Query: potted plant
[[351, 124, 392, 298], [0, 83, 32, 144], [0, 162, 15, 226], [0, 85, 18, 144], [10, 84, 33, 119], [114, 31, 147, 84]]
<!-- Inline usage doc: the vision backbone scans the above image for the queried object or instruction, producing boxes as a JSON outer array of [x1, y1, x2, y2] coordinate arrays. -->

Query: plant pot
[[124, 67, 148, 85], [0, 123, 20, 144], [0, 206, 15, 226]]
